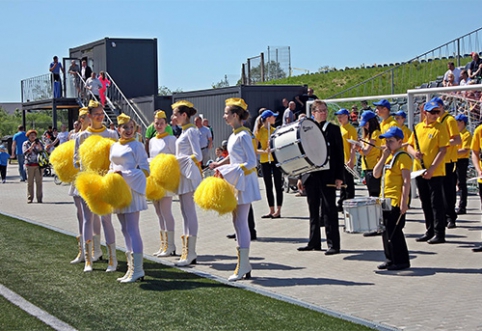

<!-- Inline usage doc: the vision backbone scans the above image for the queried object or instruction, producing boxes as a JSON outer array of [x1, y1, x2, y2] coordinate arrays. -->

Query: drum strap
[[381, 150, 409, 199]]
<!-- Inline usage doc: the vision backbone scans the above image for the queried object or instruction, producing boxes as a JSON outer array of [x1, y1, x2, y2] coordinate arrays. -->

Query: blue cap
[[394, 110, 406, 118], [424, 101, 440, 112], [359, 110, 377, 127], [379, 126, 404, 140], [431, 97, 444, 107], [335, 108, 349, 116], [455, 114, 468, 123], [261, 110, 278, 119], [373, 99, 391, 110]]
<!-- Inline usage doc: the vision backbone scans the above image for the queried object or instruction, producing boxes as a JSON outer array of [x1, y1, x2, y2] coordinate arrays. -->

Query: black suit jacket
[[82, 66, 92, 80], [301, 121, 345, 184]]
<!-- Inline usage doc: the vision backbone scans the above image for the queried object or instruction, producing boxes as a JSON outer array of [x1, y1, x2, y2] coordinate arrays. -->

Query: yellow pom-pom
[[102, 173, 132, 209], [150, 153, 180, 192], [49, 140, 79, 183], [146, 176, 166, 201], [194, 177, 237, 215], [75, 171, 113, 215], [79, 135, 114, 174]]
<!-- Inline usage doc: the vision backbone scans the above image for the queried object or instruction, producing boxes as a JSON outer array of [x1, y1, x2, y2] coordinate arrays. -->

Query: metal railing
[[21, 74, 52, 103]]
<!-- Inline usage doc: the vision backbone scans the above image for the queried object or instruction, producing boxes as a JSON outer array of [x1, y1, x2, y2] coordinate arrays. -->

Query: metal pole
[[391, 68, 394, 95], [457, 38, 461, 67], [247, 58, 251, 85], [260, 52, 265, 82]]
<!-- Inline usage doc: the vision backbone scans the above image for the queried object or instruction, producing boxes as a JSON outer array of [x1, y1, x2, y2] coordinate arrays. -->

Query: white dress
[[175, 124, 202, 195], [109, 140, 150, 214], [149, 134, 177, 197], [217, 127, 261, 205]]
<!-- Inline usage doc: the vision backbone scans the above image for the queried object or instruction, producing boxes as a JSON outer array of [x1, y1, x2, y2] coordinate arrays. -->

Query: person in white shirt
[[443, 62, 461, 86], [283, 101, 296, 125], [85, 72, 103, 100]]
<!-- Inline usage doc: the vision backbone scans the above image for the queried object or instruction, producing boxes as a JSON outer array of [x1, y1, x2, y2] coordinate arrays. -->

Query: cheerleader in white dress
[[110, 114, 150, 283], [171, 100, 202, 266], [73, 100, 119, 273], [209, 98, 261, 281], [149, 110, 177, 257]]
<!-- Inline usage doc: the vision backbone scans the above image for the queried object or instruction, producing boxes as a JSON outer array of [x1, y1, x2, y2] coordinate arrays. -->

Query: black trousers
[[382, 207, 409, 265], [261, 162, 283, 207], [338, 168, 355, 208], [0, 165, 6, 180], [248, 204, 256, 239], [416, 176, 446, 239], [365, 170, 381, 197], [443, 162, 457, 223], [304, 172, 340, 250], [456, 158, 469, 210]]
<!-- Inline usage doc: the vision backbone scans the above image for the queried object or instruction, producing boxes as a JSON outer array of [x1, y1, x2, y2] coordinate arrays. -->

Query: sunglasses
[[428, 110, 440, 114]]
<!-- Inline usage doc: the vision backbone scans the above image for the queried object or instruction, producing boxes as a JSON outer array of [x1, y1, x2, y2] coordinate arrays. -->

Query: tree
[[158, 86, 172, 96], [212, 75, 230, 89], [249, 60, 287, 83]]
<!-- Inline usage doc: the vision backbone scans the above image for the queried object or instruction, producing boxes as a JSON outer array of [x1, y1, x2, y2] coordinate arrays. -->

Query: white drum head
[[298, 118, 327, 166]]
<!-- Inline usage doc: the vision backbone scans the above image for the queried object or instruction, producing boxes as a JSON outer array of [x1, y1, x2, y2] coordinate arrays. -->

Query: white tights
[[233, 203, 251, 249], [80, 198, 116, 244], [117, 212, 143, 254], [153, 197, 175, 232], [179, 192, 198, 236]]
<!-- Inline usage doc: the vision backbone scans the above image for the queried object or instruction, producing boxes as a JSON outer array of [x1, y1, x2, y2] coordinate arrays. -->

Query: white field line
[[0, 284, 78, 331]]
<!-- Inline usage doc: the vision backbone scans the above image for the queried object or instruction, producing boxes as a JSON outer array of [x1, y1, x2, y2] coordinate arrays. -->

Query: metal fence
[[21, 74, 52, 103], [241, 46, 291, 85]]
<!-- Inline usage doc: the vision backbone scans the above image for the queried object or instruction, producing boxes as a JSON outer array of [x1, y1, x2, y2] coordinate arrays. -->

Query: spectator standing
[[68, 60, 81, 97], [49, 124, 69, 148], [276, 98, 289, 127], [11, 125, 28, 181], [195, 116, 213, 167], [454, 114, 472, 215], [295, 88, 318, 114], [0, 145, 9, 183], [360, 100, 372, 113], [443, 62, 461, 86], [49, 56, 64, 97], [203, 118, 214, 142], [80, 59, 92, 82], [85, 72, 103, 100], [283, 101, 296, 125], [22, 130, 45, 203], [98, 71, 111, 106]]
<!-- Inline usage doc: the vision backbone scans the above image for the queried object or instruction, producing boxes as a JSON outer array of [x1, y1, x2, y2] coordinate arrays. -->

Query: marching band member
[[407, 100, 449, 244], [74, 100, 118, 272], [297, 100, 344, 255], [149, 110, 178, 257], [470, 122, 482, 252], [335, 108, 358, 211], [110, 114, 150, 283], [373, 127, 412, 270], [210, 98, 261, 280], [171, 100, 203, 266], [454, 114, 472, 215], [394, 110, 412, 146]]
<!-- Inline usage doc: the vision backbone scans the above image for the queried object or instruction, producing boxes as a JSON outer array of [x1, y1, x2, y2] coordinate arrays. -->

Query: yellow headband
[[225, 98, 248, 111], [117, 113, 131, 125], [171, 100, 193, 110], [155, 110, 167, 119], [79, 107, 89, 117], [88, 100, 101, 108]]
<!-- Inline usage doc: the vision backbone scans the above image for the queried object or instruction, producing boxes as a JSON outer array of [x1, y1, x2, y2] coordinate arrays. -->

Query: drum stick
[[326, 184, 348, 188], [358, 139, 383, 150], [388, 213, 404, 243]]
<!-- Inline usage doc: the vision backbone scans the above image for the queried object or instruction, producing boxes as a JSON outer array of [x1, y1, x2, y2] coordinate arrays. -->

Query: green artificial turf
[[0, 214, 373, 331]]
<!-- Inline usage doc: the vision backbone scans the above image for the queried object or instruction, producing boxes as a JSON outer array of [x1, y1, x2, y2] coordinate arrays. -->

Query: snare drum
[[270, 118, 329, 176], [342, 197, 383, 233]]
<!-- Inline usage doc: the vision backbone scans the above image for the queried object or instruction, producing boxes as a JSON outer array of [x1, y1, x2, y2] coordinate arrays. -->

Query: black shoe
[[456, 209, 466, 215], [377, 262, 392, 270], [363, 231, 381, 237], [297, 246, 322, 251], [261, 214, 273, 219], [250, 233, 257, 241], [271, 214, 281, 219], [472, 246, 482, 252], [427, 236, 445, 244], [324, 248, 340, 256], [447, 221, 456, 229], [415, 234, 432, 242], [387, 263, 410, 270], [337, 206, 344, 212], [226, 234, 236, 239]]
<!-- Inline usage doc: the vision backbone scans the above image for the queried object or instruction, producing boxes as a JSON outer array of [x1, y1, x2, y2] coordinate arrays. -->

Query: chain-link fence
[[241, 46, 291, 85]]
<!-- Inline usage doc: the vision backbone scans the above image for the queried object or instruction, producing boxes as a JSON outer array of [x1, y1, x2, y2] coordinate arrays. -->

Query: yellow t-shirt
[[401, 125, 412, 145], [380, 116, 400, 134], [470, 125, 482, 183], [438, 112, 460, 163], [407, 121, 449, 177], [458, 128, 472, 159], [254, 125, 276, 163], [340, 123, 358, 163], [383, 150, 413, 207], [361, 130, 382, 170]]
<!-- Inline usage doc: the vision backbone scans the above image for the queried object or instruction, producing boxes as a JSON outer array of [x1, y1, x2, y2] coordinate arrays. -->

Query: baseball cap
[[373, 99, 391, 110], [359, 110, 377, 127], [423, 101, 440, 112], [431, 97, 444, 107], [455, 114, 468, 123], [335, 108, 350, 116], [379, 126, 404, 140], [394, 110, 407, 118], [261, 110, 278, 119]]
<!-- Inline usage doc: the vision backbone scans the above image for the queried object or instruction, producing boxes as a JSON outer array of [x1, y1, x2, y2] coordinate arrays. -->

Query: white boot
[[92, 235, 103, 262], [121, 253, 145, 283], [175, 235, 197, 266], [153, 231, 165, 256], [117, 251, 132, 282], [159, 231, 176, 257], [70, 235, 84, 264], [105, 243, 117, 272], [228, 247, 251, 281], [83, 240, 93, 272]]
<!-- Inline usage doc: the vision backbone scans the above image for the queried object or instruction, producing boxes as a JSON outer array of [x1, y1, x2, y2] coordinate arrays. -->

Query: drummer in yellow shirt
[[470, 123, 482, 252], [335, 108, 358, 211], [454, 114, 472, 215], [373, 127, 412, 270], [407, 100, 449, 244]]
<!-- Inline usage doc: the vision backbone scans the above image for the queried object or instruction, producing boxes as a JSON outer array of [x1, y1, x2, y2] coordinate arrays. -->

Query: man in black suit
[[80, 60, 92, 81], [297, 100, 345, 255]]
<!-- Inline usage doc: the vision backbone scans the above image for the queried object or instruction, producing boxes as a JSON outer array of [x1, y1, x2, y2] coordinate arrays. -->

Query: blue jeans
[[16, 154, 26, 181]]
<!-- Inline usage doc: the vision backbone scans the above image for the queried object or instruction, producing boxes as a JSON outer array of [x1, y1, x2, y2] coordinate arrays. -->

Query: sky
[[1, 0, 482, 102]]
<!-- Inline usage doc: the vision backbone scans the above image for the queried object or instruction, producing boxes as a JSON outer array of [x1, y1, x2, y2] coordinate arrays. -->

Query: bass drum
[[270, 118, 328, 176]]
